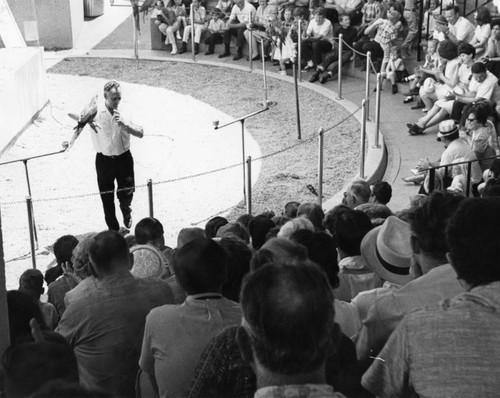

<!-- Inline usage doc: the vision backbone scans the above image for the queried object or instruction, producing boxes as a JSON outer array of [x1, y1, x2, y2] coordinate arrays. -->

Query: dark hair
[[457, 42, 476, 58], [482, 178, 500, 197], [216, 222, 250, 244], [491, 19, 500, 28], [289, 230, 340, 288], [334, 209, 372, 256], [7, 290, 47, 343], [103, 80, 120, 93], [408, 191, 464, 262], [471, 61, 487, 74], [444, 4, 460, 14], [475, 6, 491, 25], [2, 333, 79, 398], [53, 235, 79, 265], [250, 238, 308, 271], [283, 201, 301, 218], [438, 40, 458, 61], [236, 214, 253, 230], [446, 198, 500, 287], [323, 204, 351, 238], [218, 236, 252, 302], [314, 6, 325, 16], [469, 103, 490, 125], [134, 217, 164, 244], [205, 216, 228, 238], [297, 202, 325, 231], [248, 215, 276, 250], [88, 231, 130, 274], [173, 238, 227, 294], [371, 181, 392, 205], [239, 261, 335, 375], [19, 269, 44, 297], [271, 215, 289, 227]]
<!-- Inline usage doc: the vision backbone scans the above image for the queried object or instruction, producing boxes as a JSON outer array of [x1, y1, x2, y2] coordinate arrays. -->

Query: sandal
[[403, 95, 413, 104]]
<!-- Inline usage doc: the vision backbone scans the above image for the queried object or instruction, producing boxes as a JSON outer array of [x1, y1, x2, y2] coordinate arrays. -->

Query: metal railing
[[424, 154, 500, 196]]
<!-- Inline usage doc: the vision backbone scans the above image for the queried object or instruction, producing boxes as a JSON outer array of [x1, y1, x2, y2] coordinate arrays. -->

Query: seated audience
[[356, 192, 464, 363], [362, 197, 500, 396], [297, 202, 325, 231], [57, 231, 174, 397], [139, 238, 242, 398], [355, 202, 393, 226], [237, 261, 347, 398], [439, 5, 475, 43], [7, 290, 47, 343], [204, 216, 228, 238], [333, 209, 381, 302], [218, 235, 253, 302], [18, 269, 59, 330], [219, 0, 256, 60], [204, 8, 226, 55], [216, 221, 251, 243], [283, 200, 301, 218], [484, 20, 500, 76], [277, 216, 315, 238], [248, 215, 276, 249], [44, 235, 78, 286], [370, 181, 392, 205], [342, 180, 371, 209], [178, 0, 207, 55], [58, 233, 98, 312], [301, 7, 334, 71], [470, 7, 491, 59], [2, 331, 79, 398]]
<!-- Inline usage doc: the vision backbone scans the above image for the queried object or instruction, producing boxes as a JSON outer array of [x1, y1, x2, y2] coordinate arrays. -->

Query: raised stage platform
[[0, 47, 48, 157]]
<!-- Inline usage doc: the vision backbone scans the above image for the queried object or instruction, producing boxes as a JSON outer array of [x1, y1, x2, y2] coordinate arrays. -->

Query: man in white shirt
[[92, 81, 144, 231], [439, 5, 475, 43], [219, 0, 256, 60]]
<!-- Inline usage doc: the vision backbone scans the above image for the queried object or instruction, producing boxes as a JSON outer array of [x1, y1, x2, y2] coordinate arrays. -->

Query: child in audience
[[422, 0, 440, 39], [179, 0, 207, 54], [402, 39, 439, 103], [383, 48, 408, 94], [275, 7, 305, 75], [157, 0, 187, 54], [205, 8, 226, 55], [216, 0, 234, 20], [361, 0, 381, 27]]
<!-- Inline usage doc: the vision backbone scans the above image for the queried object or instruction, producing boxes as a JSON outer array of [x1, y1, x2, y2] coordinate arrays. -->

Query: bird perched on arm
[[66, 94, 99, 150]]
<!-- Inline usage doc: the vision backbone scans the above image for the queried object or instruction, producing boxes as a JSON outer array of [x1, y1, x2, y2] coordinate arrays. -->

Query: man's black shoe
[[219, 52, 230, 58], [233, 53, 243, 61]]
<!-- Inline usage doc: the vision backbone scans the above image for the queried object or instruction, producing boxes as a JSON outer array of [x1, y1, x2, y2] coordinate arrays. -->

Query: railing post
[[191, 3, 196, 61], [240, 120, 247, 204], [360, 99, 367, 179], [298, 21, 302, 82], [249, 29, 253, 71], [374, 72, 382, 148], [365, 51, 371, 118], [246, 156, 252, 215], [337, 34, 343, 100], [466, 161, 472, 197], [293, 61, 302, 140], [318, 128, 324, 206], [428, 168, 436, 193], [26, 196, 36, 269], [147, 179, 154, 218], [0, 206, 11, 359]]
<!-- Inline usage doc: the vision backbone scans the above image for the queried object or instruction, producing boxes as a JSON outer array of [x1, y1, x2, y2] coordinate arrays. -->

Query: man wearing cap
[[432, 14, 449, 41], [356, 192, 465, 364], [415, 119, 482, 190], [435, 5, 475, 43], [362, 197, 500, 397]]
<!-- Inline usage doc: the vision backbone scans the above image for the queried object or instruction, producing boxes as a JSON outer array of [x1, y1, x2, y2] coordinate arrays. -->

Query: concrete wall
[[33, 0, 83, 49], [4, 0, 38, 46]]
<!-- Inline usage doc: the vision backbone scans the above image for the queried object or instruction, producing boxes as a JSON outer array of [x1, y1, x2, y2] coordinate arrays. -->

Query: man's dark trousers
[[95, 150, 134, 231]]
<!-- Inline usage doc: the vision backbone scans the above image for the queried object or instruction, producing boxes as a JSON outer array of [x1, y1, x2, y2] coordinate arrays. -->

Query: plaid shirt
[[362, 2, 380, 23], [374, 18, 398, 45]]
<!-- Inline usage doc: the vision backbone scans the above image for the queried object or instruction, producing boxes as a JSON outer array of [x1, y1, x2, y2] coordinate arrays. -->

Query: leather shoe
[[233, 53, 243, 61], [218, 52, 230, 58], [123, 213, 132, 229], [411, 101, 425, 110], [319, 74, 331, 84], [403, 95, 414, 104], [407, 122, 424, 135], [309, 72, 320, 83], [205, 50, 214, 55]]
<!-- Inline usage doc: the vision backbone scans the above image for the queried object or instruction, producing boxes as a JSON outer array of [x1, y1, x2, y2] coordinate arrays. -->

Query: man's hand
[[112, 110, 124, 126]]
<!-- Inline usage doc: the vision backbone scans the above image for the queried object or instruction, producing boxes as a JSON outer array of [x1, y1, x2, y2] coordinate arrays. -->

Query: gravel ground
[[1, 57, 359, 289]]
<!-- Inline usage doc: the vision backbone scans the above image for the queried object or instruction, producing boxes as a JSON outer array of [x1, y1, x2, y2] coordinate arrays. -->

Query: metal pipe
[[147, 179, 154, 218], [318, 128, 324, 206], [22, 160, 38, 249], [249, 29, 253, 70], [293, 61, 302, 139], [360, 99, 367, 179], [298, 21, 302, 82], [466, 161, 472, 196], [26, 196, 36, 269], [213, 107, 269, 129], [417, 0, 424, 62], [337, 34, 343, 100], [365, 51, 371, 118], [261, 38, 268, 104], [374, 73, 382, 148], [246, 156, 252, 215], [241, 120, 247, 205], [191, 3, 196, 61], [429, 168, 436, 193]]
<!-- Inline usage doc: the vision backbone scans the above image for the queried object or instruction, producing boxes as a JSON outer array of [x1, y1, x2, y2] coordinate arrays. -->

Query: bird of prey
[[66, 94, 100, 150]]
